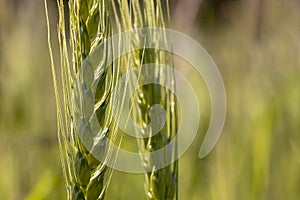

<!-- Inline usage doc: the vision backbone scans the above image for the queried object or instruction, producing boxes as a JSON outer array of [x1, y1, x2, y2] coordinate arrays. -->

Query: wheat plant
[[45, 0, 123, 199], [45, 0, 177, 199], [112, 1, 178, 199]]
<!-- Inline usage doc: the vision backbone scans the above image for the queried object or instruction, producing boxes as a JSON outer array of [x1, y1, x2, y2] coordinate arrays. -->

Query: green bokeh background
[[0, 0, 299, 199]]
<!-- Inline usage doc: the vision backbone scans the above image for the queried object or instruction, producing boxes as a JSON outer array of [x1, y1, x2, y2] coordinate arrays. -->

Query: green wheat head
[[45, 0, 177, 199]]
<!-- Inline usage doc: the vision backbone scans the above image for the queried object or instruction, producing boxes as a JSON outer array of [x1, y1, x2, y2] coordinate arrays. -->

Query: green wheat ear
[[45, 0, 123, 199], [46, 0, 177, 199], [112, 0, 178, 199]]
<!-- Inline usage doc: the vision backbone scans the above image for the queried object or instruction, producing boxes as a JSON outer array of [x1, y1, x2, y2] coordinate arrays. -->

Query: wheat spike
[[46, 0, 177, 199], [112, 0, 178, 199], [45, 0, 122, 199]]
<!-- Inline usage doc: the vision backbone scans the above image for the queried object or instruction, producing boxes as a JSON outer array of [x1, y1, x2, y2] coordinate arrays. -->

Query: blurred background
[[0, 0, 299, 199]]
